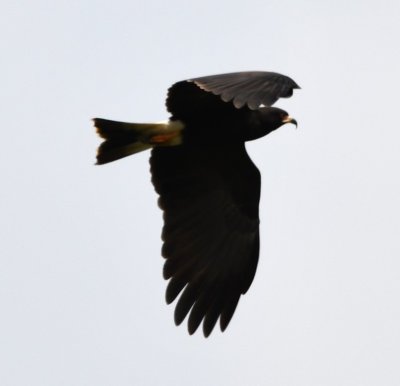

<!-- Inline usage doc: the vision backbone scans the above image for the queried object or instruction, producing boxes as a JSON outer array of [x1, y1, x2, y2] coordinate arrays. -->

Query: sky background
[[1, 1, 400, 385]]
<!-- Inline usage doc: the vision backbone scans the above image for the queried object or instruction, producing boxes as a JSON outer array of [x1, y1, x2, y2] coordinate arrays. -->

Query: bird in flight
[[94, 71, 300, 337]]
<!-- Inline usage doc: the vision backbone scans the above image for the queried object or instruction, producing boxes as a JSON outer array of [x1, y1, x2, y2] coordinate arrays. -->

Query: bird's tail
[[93, 118, 184, 165]]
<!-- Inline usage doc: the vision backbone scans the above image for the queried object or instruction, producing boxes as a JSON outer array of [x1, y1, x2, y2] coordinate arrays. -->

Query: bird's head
[[259, 107, 297, 132]]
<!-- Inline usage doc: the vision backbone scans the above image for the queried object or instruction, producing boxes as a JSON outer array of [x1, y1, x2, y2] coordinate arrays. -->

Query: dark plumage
[[94, 71, 300, 336]]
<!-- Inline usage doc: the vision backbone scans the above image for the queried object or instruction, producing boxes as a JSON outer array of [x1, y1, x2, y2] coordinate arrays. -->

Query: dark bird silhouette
[[94, 71, 300, 337]]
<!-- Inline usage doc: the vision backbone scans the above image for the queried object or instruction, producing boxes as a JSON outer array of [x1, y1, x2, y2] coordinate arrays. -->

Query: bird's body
[[94, 71, 300, 336]]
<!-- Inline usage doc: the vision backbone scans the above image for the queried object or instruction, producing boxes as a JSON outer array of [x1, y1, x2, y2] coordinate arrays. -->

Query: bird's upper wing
[[150, 143, 261, 337], [166, 71, 300, 117]]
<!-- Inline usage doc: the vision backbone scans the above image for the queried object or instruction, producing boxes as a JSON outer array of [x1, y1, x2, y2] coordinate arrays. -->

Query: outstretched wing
[[150, 143, 261, 337], [166, 71, 300, 118]]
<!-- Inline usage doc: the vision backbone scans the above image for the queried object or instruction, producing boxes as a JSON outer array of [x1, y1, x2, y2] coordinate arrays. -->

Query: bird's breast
[[180, 110, 263, 145]]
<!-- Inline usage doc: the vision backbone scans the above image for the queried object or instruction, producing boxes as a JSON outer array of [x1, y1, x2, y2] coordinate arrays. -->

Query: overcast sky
[[1, 1, 400, 385]]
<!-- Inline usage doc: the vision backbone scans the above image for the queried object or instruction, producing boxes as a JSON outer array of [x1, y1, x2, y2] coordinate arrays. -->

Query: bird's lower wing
[[150, 143, 261, 336]]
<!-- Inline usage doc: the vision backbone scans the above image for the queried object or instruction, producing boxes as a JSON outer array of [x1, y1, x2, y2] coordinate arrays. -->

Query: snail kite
[[94, 71, 300, 336]]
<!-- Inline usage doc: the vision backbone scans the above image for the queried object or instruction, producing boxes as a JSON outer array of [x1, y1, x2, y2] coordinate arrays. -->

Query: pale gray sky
[[1, 1, 400, 385]]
